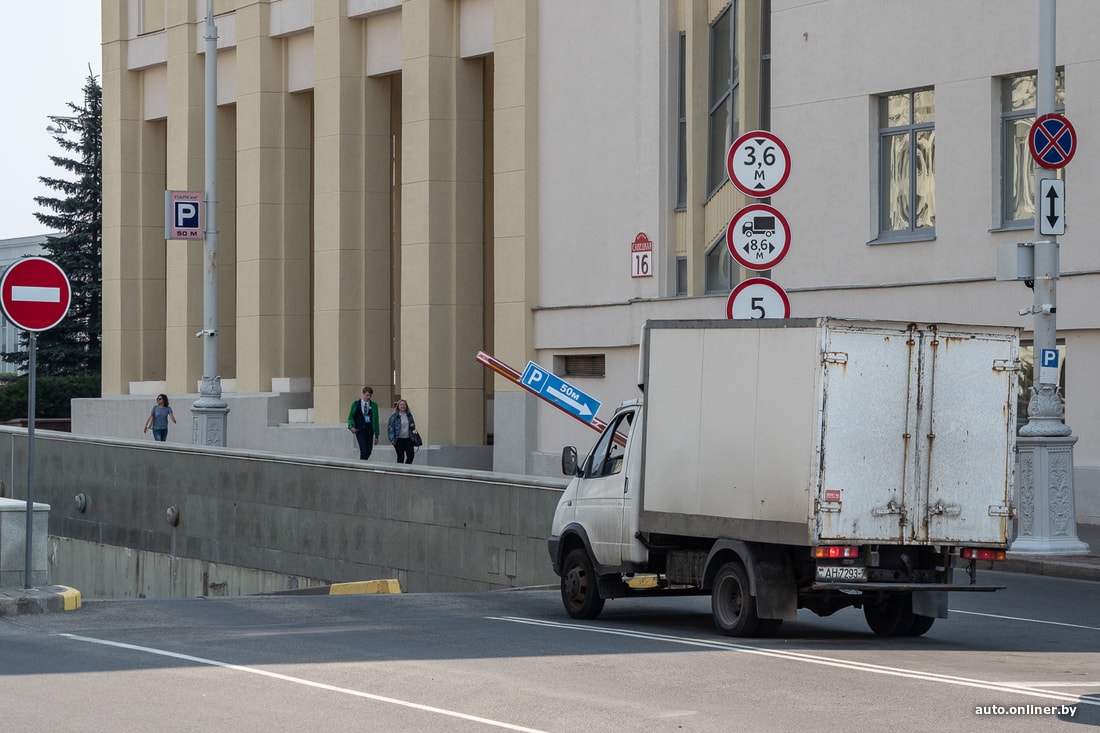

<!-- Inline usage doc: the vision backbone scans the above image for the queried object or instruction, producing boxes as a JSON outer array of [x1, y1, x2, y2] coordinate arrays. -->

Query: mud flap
[[912, 590, 948, 619]]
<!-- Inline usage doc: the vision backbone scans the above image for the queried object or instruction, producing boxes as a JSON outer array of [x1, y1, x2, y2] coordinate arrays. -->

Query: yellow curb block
[[53, 585, 82, 611], [328, 579, 402, 595]]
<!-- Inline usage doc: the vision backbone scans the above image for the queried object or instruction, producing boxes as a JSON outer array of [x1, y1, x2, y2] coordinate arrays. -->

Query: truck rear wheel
[[904, 614, 935, 637], [561, 549, 605, 619], [711, 561, 761, 637], [863, 593, 916, 636]]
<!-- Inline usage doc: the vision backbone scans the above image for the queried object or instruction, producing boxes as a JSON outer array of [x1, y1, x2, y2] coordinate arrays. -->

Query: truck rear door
[[918, 326, 1016, 545], [817, 323, 918, 543]]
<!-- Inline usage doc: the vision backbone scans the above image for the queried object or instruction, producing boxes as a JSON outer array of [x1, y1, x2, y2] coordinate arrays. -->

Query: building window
[[707, 4, 738, 196], [1002, 70, 1065, 227], [559, 354, 605, 378], [705, 235, 734, 294], [675, 256, 687, 295], [676, 32, 687, 210], [878, 88, 935, 239]]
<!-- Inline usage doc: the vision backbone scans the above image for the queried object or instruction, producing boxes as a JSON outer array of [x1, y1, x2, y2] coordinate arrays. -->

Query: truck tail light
[[961, 548, 1006, 562], [813, 546, 859, 559]]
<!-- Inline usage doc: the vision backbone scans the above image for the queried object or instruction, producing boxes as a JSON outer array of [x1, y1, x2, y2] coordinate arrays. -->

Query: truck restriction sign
[[726, 130, 791, 198], [726, 204, 791, 271], [725, 277, 790, 320], [0, 257, 72, 332]]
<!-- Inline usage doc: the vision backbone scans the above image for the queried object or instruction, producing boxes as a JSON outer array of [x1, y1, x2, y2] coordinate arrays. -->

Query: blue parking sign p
[[1041, 348, 1058, 369], [165, 190, 204, 240]]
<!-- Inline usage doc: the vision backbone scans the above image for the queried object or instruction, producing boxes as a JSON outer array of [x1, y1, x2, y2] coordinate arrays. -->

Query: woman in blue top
[[143, 394, 176, 441]]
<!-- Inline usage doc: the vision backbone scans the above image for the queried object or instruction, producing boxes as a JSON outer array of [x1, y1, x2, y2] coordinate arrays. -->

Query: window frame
[[999, 70, 1065, 230], [875, 87, 936, 243], [706, 4, 738, 197]]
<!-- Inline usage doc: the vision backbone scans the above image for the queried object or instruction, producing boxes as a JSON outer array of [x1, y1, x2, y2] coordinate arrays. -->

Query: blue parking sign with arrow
[[520, 361, 602, 423]]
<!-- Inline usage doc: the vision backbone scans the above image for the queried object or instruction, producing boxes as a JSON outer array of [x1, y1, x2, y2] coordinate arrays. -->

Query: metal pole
[[192, 0, 229, 445], [23, 333, 35, 589], [1012, 0, 1088, 555]]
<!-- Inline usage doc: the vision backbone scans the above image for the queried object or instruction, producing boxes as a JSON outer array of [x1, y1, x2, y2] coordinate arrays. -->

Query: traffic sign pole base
[[191, 406, 229, 447], [1009, 434, 1090, 557]]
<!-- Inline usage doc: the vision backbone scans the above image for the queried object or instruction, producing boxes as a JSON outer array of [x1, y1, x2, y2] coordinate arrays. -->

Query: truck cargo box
[[636, 318, 1018, 548]]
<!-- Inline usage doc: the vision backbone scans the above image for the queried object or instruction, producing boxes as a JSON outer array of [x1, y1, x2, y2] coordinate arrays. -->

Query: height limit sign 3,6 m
[[726, 130, 791, 198]]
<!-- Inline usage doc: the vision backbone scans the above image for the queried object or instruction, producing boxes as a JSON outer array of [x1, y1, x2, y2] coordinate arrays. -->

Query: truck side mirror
[[561, 446, 579, 476]]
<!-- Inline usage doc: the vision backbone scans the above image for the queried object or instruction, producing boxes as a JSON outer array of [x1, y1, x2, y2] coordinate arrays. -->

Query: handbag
[[410, 429, 423, 448]]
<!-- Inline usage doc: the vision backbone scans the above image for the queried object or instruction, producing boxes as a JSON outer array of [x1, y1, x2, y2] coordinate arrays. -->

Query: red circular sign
[[726, 130, 792, 198], [725, 278, 791, 320], [0, 257, 72, 332], [726, 203, 792, 271], [1029, 113, 1077, 170]]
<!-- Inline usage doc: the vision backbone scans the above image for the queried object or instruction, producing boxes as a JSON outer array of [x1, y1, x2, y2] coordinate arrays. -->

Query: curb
[[0, 585, 81, 617], [264, 578, 403, 596], [997, 556, 1100, 583]]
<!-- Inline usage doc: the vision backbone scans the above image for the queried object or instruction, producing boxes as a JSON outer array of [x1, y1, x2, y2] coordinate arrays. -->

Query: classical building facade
[[100, 0, 1098, 522], [100, 0, 760, 473]]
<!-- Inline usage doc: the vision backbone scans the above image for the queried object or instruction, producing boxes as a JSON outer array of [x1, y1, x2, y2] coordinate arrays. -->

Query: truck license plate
[[816, 565, 867, 582]]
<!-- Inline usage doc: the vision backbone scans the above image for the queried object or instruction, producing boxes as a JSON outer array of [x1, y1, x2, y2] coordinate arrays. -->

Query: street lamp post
[[190, 0, 229, 446], [1010, 0, 1088, 555]]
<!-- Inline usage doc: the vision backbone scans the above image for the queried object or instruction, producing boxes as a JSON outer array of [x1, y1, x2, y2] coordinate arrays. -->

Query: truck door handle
[[872, 500, 903, 517], [929, 501, 961, 517]]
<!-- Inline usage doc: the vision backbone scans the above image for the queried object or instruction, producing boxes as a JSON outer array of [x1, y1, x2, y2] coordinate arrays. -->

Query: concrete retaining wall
[[0, 427, 566, 599]]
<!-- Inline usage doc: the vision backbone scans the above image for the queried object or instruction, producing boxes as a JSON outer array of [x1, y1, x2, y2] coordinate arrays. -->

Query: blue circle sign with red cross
[[1029, 113, 1077, 169]]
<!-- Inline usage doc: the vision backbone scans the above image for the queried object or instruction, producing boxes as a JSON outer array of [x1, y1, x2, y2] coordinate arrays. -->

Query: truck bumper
[[547, 535, 562, 576]]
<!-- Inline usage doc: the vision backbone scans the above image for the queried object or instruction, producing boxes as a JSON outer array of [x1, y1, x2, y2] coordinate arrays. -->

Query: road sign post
[[1011, 0, 1088, 556], [0, 257, 72, 589]]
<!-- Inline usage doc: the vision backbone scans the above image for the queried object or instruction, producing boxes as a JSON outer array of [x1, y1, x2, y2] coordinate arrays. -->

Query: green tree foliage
[[3, 72, 102, 377], [0, 375, 100, 422]]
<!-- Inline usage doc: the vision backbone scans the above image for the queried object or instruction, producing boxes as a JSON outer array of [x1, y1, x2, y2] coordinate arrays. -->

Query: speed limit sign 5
[[725, 278, 791, 320]]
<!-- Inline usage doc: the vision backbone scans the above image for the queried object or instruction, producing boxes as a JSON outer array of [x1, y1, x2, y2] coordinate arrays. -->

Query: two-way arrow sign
[[1040, 178, 1065, 236]]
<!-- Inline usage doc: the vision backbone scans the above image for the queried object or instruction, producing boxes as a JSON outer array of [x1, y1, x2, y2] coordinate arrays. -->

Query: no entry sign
[[0, 257, 72, 332]]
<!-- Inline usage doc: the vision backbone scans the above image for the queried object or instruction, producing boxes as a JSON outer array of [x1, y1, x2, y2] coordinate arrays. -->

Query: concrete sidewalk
[[2, 526, 1098, 617]]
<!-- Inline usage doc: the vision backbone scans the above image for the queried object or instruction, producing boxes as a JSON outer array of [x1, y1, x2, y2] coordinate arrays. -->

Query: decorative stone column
[[1010, 384, 1089, 555]]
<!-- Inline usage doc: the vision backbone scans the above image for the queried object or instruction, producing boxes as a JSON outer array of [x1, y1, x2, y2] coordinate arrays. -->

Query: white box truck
[[548, 318, 1019, 637]]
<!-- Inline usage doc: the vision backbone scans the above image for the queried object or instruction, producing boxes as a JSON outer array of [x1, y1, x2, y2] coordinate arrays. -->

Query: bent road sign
[[520, 361, 602, 423]]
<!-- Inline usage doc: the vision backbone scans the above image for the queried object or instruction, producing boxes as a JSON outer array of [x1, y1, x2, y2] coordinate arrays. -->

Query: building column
[[163, 2, 208, 394], [235, 2, 298, 393], [491, 0, 539, 472], [102, 0, 146, 395], [312, 1, 393, 422], [398, 0, 486, 447]]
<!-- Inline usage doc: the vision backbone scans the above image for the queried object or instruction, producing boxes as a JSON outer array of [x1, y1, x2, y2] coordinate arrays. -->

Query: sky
[[0, 2, 102, 241]]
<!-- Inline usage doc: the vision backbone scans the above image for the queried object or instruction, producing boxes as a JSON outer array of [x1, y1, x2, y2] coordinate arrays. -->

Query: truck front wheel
[[561, 549, 606, 619], [711, 561, 761, 637]]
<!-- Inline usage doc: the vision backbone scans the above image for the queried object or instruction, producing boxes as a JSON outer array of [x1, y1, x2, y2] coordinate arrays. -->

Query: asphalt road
[[1, 570, 1098, 732]]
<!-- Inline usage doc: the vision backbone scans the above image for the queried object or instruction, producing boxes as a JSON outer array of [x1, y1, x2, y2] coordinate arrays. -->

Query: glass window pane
[[1005, 118, 1034, 220], [708, 94, 732, 192], [705, 241, 732, 294], [709, 10, 731, 103], [882, 93, 910, 128], [881, 133, 910, 231], [915, 129, 935, 228], [913, 89, 935, 124]]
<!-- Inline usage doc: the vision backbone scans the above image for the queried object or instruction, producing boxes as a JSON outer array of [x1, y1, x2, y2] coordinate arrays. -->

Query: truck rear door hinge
[[988, 504, 1015, 518], [993, 359, 1020, 372], [814, 498, 842, 513], [822, 352, 848, 364]]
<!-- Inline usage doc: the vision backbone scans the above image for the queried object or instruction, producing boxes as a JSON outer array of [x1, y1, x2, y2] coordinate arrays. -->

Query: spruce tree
[[4, 73, 102, 376]]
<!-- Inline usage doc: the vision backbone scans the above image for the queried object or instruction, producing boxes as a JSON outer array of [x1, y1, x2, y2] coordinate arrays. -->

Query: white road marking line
[[490, 617, 1100, 709], [58, 633, 548, 733], [951, 609, 1100, 632], [12, 286, 60, 302]]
